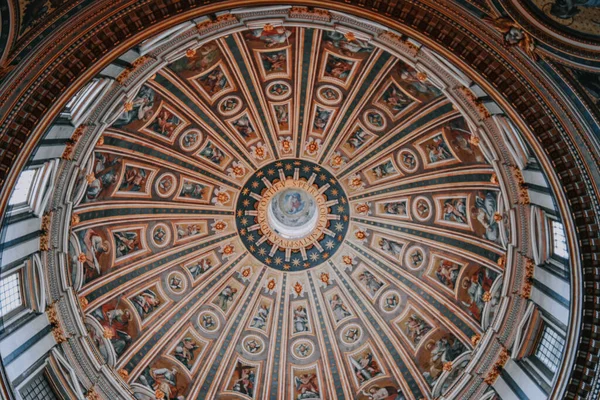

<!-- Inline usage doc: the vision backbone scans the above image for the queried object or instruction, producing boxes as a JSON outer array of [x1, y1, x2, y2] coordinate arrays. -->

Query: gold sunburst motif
[[294, 282, 303, 295], [344, 31, 356, 41], [279, 138, 293, 154]]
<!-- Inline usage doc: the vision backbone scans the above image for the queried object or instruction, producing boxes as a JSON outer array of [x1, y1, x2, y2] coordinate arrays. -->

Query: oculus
[[236, 159, 349, 271]]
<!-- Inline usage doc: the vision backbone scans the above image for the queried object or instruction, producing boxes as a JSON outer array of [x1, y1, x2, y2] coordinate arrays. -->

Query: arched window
[[551, 221, 568, 260], [534, 322, 565, 377], [0, 272, 23, 318], [8, 170, 37, 207]]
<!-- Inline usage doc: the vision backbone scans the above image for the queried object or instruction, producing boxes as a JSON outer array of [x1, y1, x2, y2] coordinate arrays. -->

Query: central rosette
[[264, 184, 323, 242], [236, 159, 349, 271]]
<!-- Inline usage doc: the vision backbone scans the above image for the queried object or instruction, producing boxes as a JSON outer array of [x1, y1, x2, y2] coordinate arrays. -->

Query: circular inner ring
[[268, 188, 318, 239], [256, 179, 328, 249]]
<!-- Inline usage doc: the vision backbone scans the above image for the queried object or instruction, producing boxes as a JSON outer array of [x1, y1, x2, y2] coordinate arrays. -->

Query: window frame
[[7, 169, 39, 210], [7, 163, 53, 218], [550, 220, 569, 261], [526, 318, 566, 385], [0, 268, 26, 322]]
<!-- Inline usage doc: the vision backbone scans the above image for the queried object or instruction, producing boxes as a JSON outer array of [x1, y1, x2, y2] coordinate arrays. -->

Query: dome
[[0, 2, 597, 400]]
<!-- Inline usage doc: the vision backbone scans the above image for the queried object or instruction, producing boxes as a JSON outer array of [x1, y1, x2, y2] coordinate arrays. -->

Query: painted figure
[[294, 373, 320, 399], [358, 270, 384, 296], [426, 134, 454, 163], [404, 313, 432, 344], [198, 65, 229, 96], [114, 231, 141, 258], [169, 42, 219, 72], [169, 275, 183, 291], [442, 198, 468, 224], [232, 363, 256, 397], [362, 386, 407, 400], [181, 131, 200, 149], [435, 259, 462, 290], [176, 223, 204, 240], [261, 50, 287, 73], [246, 26, 292, 47], [383, 294, 399, 311], [268, 83, 290, 97], [423, 336, 467, 386], [173, 337, 200, 369], [371, 161, 396, 179], [132, 289, 161, 319], [188, 258, 212, 278], [346, 127, 369, 150], [472, 192, 499, 242], [461, 268, 495, 321], [113, 86, 155, 126], [245, 338, 262, 354], [201, 314, 216, 330], [379, 238, 403, 258], [383, 201, 407, 216], [250, 303, 270, 330], [400, 152, 417, 170], [86, 152, 120, 201], [274, 104, 289, 130], [330, 294, 352, 322], [367, 112, 384, 128], [80, 229, 109, 281], [381, 83, 413, 113], [216, 285, 238, 312], [293, 305, 310, 333], [200, 141, 226, 165], [313, 106, 332, 132], [148, 109, 181, 137], [157, 175, 174, 195], [91, 303, 133, 357], [325, 55, 355, 81], [231, 114, 255, 140], [138, 366, 184, 399], [323, 31, 373, 55], [179, 181, 206, 200], [119, 166, 148, 192], [351, 351, 382, 384]]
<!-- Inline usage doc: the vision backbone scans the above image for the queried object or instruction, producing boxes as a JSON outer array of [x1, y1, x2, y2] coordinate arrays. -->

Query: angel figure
[[483, 16, 537, 61], [294, 373, 320, 399]]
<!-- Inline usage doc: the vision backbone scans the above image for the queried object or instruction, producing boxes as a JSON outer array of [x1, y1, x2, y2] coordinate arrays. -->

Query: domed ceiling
[[62, 18, 519, 400]]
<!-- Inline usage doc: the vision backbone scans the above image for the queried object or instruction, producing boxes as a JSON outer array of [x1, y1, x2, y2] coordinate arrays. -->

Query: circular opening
[[267, 188, 319, 239]]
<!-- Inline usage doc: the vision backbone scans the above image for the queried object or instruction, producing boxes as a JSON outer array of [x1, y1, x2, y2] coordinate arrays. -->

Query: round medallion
[[413, 196, 433, 221], [236, 159, 349, 271], [155, 173, 178, 198], [218, 95, 243, 116], [266, 81, 291, 100], [397, 148, 419, 173], [404, 245, 427, 270], [291, 339, 314, 359], [198, 311, 220, 333], [340, 324, 363, 345], [242, 335, 265, 355], [363, 109, 387, 132], [167, 271, 187, 294], [316, 85, 343, 105], [151, 223, 171, 248], [179, 129, 203, 152], [380, 290, 401, 313]]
